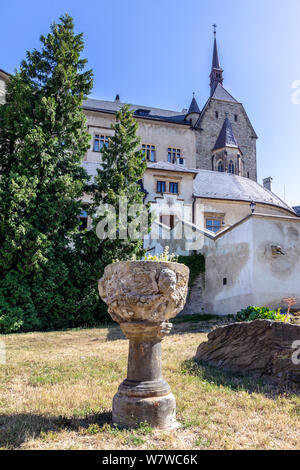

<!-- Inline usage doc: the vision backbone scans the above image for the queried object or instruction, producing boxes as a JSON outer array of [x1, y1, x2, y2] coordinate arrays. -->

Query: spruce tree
[[73, 105, 149, 321], [0, 14, 93, 332]]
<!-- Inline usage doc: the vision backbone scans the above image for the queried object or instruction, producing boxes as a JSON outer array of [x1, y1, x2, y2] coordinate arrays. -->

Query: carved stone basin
[[98, 261, 189, 429]]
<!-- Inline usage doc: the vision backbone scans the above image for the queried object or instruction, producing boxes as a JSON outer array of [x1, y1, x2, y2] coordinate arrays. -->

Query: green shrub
[[236, 306, 289, 323]]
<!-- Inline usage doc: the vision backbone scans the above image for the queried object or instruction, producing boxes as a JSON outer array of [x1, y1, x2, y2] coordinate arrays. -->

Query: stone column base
[[112, 392, 178, 430]]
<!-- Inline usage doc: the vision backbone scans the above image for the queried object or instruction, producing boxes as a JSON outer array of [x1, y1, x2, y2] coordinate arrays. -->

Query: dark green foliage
[[177, 253, 205, 288], [236, 306, 288, 323], [0, 14, 93, 332], [72, 105, 149, 323]]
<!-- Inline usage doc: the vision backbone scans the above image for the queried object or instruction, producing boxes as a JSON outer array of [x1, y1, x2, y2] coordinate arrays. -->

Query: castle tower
[[195, 28, 258, 181]]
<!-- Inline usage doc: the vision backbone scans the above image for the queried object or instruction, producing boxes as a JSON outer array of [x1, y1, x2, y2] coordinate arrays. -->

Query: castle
[[1, 32, 300, 316]]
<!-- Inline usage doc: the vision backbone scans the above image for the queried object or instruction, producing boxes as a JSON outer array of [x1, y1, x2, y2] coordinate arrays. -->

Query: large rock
[[196, 320, 300, 388]]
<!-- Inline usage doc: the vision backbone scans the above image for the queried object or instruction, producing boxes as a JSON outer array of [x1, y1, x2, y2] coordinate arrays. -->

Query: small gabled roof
[[211, 82, 237, 103], [187, 96, 200, 115], [213, 117, 240, 151]]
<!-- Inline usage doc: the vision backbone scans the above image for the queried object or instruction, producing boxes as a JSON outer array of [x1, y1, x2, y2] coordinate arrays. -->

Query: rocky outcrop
[[196, 320, 300, 388]]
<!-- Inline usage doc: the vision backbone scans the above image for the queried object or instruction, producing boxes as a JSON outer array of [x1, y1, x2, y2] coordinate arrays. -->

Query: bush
[[236, 306, 289, 323]]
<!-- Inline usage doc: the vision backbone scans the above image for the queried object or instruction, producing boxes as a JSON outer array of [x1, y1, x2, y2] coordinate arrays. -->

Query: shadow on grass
[[181, 359, 299, 399], [0, 411, 112, 449]]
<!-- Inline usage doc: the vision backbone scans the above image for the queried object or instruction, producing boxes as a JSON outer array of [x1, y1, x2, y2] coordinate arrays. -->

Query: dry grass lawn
[[0, 320, 299, 450]]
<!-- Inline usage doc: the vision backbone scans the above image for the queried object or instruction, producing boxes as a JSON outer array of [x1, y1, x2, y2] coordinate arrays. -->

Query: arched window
[[217, 161, 224, 172], [228, 160, 235, 174]]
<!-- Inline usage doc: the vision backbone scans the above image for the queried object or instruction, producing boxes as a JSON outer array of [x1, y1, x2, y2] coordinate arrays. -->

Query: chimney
[[263, 177, 273, 192]]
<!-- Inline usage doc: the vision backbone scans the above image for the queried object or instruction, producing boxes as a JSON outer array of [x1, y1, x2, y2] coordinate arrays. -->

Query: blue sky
[[1, 0, 300, 205]]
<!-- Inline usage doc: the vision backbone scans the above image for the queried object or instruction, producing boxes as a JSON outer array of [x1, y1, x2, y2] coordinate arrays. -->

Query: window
[[142, 144, 156, 162], [228, 160, 235, 174], [223, 278, 227, 286], [78, 210, 88, 231], [234, 114, 238, 122], [217, 161, 224, 172], [93, 135, 109, 152], [157, 181, 166, 193], [247, 171, 250, 178], [206, 218, 221, 233], [168, 148, 181, 164], [215, 111, 219, 119], [135, 109, 150, 117], [169, 182, 178, 194]]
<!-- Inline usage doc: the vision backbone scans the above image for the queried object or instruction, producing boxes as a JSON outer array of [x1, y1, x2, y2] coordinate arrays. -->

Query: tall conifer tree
[[0, 14, 93, 332], [73, 105, 149, 320]]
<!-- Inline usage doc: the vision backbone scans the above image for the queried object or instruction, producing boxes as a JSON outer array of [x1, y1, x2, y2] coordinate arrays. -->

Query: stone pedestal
[[113, 321, 177, 429], [98, 261, 189, 429]]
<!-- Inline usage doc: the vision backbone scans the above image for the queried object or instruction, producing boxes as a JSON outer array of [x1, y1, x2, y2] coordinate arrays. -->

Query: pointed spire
[[212, 25, 221, 69], [187, 93, 201, 114], [210, 25, 224, 96], [213, 117, 239, 151], [185, 93, 201, 126]]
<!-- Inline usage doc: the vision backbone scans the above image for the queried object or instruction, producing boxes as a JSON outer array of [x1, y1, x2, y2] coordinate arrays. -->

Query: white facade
[[199, 214, 300, 315]]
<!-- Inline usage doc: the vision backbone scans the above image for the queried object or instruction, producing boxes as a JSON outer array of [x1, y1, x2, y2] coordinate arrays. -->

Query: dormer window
[[135, 109, 150, 117]]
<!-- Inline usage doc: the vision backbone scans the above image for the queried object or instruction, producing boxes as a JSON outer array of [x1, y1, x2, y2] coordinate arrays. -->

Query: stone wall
[[195, 98, 257, 181], [201, 215, 300, 315]]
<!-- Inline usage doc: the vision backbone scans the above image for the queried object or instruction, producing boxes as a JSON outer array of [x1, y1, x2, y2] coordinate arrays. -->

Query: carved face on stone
[[98, 261, 189, 324]]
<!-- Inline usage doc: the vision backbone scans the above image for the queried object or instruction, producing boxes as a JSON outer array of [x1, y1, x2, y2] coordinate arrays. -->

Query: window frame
[[169, 182, 179, 194], [93, 134, 109, 152], [142, 143, 156, 162], [205, 217, 222, 233], [167, 147, 182, 165], [156, 180, 166, 193], [228, 160, 235, 174], [217, 160, 224, 172]]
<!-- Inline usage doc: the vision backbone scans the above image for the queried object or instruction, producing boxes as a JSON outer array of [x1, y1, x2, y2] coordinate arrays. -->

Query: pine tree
[[0, 14, 93, 332], [73, 105, 149, 321]]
